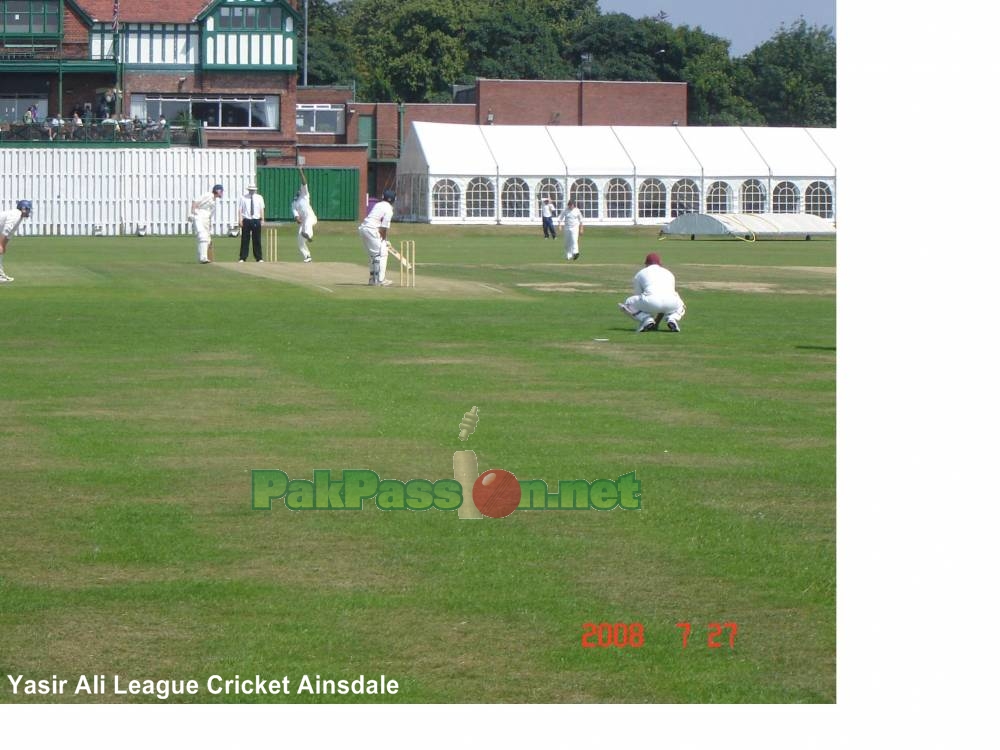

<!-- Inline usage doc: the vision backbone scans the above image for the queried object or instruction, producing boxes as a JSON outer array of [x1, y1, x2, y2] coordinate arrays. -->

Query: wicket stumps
[[399, 240, 416, 287], [265, 227, 278, 262]]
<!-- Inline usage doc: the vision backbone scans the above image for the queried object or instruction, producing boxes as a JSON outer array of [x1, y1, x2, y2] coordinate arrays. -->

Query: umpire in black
[[237, 183, 266, 262]]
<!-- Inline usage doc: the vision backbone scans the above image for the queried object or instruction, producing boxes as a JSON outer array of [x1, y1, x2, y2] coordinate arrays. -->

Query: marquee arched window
[[432, 179, 461, 218], [605, 178, 633, 219], [502, 178, 530, 218], [638, 179, 667, 219], [466, 177, 495, 218], [570, 178, 599, 219], [740, 180, 766, 214], [772, 181, 800, 214], [805, 181, 833, 219], [670, 179, 700, 218], [706, 181, 732, 214]]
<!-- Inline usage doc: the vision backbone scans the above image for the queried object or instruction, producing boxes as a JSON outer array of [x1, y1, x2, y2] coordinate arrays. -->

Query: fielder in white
[[0, 200, 31, 282], [560, 199, 583, 260], [291, 167, 315, 262], [618, 252, 686, 333], [189, 184, 224, 264], [358, 189, 396, 286]]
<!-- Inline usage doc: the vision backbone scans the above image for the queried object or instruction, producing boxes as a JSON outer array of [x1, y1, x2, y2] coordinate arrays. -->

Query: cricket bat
[[385, 242, 411, 269]]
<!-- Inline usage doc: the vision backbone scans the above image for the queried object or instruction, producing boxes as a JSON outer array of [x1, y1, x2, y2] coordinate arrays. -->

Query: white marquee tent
[[396, 122, 836, 227]]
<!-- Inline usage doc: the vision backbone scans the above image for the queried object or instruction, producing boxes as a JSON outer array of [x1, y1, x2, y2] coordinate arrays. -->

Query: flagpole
[[113, 0, 122, 115]]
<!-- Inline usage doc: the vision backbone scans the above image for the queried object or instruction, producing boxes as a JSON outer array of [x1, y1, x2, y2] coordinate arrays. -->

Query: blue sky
[[597, 0, 836, 56]]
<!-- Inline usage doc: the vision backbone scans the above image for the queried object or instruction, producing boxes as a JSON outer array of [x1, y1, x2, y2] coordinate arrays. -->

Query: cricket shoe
[[303, 256, 312, 263], [377, 279, 394, 286], [637, 318, 657, 333], [0, 275, 11, 283], [572, 253, 580, 261], [666, 319, 681, 333]]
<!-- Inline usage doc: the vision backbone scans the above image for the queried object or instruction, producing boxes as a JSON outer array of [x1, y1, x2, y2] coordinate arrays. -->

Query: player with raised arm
[[291, 167, 316, 263]]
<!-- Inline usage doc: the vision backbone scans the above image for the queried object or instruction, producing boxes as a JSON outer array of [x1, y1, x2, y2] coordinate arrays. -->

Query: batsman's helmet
[[212, 184, 224, 193], [382, 189, 396, 204], [16, 200, 32, 215]]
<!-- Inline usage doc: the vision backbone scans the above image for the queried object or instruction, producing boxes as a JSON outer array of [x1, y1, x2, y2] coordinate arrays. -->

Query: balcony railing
[[0, 121, 186, 145], [369, 139, 400, 160]]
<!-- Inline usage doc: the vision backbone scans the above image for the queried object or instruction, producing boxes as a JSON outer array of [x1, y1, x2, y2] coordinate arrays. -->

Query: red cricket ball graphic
[[472, 469, 521, 518]]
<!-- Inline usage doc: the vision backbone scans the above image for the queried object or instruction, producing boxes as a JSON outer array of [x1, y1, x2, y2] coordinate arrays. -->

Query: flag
[[112, 0, 120, 33]]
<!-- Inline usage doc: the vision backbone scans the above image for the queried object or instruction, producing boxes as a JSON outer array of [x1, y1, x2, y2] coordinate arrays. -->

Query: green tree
[[671, 25, 762, 125], [299, 0, 357, 86], [739, 19, 836, 126], [344, 0, 472, 101], [463, 2, 576, 81], [570, 13, 664, 81]]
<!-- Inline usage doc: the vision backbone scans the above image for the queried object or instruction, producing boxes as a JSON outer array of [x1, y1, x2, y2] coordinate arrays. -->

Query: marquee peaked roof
[[399, 123, 837, 181]]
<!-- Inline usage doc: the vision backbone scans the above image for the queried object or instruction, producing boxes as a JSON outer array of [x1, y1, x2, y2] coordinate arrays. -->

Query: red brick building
[[1, 1, 688, 214]]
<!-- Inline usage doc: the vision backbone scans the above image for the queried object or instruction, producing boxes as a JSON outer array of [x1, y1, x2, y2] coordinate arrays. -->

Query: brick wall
[[476, 79, 687, 127]]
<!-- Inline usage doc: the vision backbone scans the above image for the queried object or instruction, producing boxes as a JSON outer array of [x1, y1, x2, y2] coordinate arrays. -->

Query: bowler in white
[[291, 167, 316, 262]]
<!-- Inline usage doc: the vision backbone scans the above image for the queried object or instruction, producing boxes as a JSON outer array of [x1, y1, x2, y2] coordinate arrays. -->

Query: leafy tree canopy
[[299, 1, 835, 126]]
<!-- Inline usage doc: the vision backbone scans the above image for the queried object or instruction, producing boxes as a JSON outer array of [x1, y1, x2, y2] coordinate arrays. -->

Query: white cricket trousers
[[358, 225, 387, 283], [297, 223, 315, 260], [192, 211, 212, 262], [622, 293, 686, 326], [564, 227, 580, 259]]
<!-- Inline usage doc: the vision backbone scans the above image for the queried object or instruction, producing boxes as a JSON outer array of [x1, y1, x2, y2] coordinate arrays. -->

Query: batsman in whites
[[190, 183, 224, 264], [358, 188, 396, 286], [0, 199, 32, 282]]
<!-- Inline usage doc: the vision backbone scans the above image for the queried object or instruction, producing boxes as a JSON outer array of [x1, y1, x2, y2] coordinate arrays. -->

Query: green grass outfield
[[0, 222, 835, 703]]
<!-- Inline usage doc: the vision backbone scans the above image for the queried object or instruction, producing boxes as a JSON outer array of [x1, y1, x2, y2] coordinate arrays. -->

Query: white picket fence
[[0, 148, 256, 236]]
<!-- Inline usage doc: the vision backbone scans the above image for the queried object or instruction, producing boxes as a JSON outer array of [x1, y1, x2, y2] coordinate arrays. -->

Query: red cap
[[644, 253, 661, 266]]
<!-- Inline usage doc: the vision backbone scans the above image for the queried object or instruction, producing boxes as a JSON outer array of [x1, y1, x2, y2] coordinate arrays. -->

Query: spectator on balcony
[[23, 108, 35, 124], [46, 113, 64, 141], [100, 115, 120, 140]]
